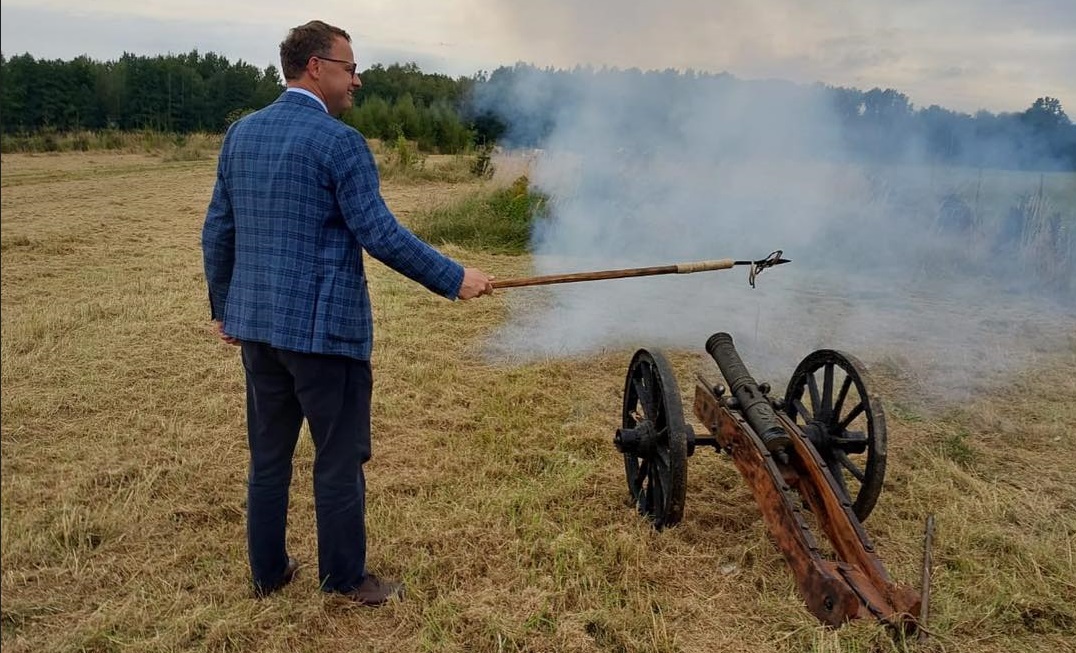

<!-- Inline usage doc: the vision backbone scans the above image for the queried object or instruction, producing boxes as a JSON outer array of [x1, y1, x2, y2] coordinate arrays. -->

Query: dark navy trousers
[[240, 341, 372, 593]]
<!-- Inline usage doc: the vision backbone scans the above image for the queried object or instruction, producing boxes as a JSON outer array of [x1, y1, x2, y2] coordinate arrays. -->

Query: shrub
[[412, 176, 548, 254], [471, 144, 495, 179]]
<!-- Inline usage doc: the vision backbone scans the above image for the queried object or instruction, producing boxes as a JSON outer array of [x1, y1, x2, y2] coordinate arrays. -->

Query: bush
[[471, 144, 495, 179], [412, 176, 547, 254], [377, 134, 428, 182]]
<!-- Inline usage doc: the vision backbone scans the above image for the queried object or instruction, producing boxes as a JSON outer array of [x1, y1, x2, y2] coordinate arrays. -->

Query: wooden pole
[[491, 258, 737, 289]]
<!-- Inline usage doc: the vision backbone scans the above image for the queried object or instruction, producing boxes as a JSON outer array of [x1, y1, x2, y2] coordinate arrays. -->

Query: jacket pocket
[[321, 272, 369, 343]]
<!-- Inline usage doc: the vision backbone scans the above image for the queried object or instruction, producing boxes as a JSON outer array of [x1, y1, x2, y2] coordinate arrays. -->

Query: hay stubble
[[2, 152, 1073, 652]]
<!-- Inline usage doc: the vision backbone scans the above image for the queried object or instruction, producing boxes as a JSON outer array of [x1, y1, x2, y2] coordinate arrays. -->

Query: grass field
[[1, 151, 1074, 653]]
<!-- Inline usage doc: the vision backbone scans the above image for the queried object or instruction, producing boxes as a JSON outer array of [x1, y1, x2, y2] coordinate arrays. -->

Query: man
[[201, 20, 494, 605]]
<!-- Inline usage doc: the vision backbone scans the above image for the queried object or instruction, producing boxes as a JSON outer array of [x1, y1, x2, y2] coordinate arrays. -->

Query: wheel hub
[[614, 419, 658, 456], [802, 420, 869, 456]]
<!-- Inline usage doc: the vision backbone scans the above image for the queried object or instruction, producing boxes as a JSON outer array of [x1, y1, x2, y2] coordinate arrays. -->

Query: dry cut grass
[[1, 152, 1074, 653]]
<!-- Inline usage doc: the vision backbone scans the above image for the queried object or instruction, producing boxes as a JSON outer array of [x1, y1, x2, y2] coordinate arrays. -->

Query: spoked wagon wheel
[[784, 349, 887, 522], [614, 349, 689, 530]]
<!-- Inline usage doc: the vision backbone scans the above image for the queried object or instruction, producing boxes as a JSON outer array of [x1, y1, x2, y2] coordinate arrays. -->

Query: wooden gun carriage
[[612, 332, 922, 630]]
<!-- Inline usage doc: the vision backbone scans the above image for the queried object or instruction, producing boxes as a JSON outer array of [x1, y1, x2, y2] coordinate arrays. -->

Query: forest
[[1, 51, 1072, 170]]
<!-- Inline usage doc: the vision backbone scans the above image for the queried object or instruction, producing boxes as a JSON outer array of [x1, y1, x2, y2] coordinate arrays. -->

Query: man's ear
[[305, 57, 321, 80]]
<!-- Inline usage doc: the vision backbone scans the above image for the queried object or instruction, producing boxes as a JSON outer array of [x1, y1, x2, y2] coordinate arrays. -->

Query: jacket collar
[[277, 89, 328, 113]]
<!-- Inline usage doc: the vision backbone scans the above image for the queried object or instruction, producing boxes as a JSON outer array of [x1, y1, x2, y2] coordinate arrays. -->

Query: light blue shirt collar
[[286, 87, 327, 113]]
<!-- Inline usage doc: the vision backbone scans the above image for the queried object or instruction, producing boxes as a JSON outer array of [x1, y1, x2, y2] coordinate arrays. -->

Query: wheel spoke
[[626, 458, 645, 503], [833, 374, 853, 419], [837, 400, 866, 431], [646, 456, 665, 515], [806, 372, 821, 414], [821, 363, 834, 420], [835, 450, 866, 482], [828, 456, 851, 498], [651, 378, 666, 422], [637, 458, 650, 488], [633, 373, 658, 420], [793, 398, 813, 423]]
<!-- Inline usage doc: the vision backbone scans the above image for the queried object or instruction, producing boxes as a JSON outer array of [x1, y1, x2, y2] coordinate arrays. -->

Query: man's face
[[314, 36, 361, 116]]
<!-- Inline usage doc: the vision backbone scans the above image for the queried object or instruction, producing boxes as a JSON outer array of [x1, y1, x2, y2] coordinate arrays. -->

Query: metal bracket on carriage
[[614, 332, 922, 632]]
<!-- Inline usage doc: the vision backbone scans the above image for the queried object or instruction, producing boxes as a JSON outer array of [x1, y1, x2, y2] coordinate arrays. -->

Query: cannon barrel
[[705, 332, 790, 452]]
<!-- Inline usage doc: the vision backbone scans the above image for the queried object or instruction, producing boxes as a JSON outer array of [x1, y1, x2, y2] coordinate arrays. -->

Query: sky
[[1, 0, 1074, 114]]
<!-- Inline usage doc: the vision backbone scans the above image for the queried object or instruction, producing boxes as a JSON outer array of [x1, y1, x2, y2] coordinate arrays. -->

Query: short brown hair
[[279, 20, 351, 81]]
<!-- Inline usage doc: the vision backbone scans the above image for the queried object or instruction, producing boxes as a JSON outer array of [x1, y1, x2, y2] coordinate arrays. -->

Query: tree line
[[342, 63, 476, 152], [1, 52, 1073, 169], [0, 51, 281, 133], [471, 64, 1075, 171], [0, 53, 480, 152]]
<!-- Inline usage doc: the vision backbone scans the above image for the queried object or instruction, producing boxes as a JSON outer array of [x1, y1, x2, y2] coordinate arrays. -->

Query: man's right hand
[[212, 320, 240, 346], [458, 267, 494, 300]]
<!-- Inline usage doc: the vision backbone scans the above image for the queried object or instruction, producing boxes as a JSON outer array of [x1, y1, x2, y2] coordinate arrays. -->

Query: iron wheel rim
[[784, 349, 887, 521], [621, 348, 688, 529]]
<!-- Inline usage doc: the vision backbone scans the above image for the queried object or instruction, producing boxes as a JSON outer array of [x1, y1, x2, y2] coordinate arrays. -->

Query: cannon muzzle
[[705, 332, 790, 452]]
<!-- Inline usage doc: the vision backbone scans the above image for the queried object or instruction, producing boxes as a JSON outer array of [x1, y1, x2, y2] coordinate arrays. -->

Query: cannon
[[613, 332, 922, 630]]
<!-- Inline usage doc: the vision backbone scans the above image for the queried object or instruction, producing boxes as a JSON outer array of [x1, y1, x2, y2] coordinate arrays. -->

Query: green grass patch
[[1, 129, 221, 154], [374, 136, 484, 184], [413, 176, 548, 254], [940, 427, 977, 467]]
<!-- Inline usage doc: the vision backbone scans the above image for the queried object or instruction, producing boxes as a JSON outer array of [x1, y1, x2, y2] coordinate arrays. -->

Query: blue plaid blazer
[[202, 91, 464, 360]]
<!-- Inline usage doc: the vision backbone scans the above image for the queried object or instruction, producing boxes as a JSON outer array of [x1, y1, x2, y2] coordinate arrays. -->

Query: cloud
[[2, 0, 1073, 111], [479, 0, 1076, 112]]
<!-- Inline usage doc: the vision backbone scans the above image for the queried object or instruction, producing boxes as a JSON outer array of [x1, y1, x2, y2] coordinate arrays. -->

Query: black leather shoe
[[254, 557, 300, 598], [343, 574, 404, 606]]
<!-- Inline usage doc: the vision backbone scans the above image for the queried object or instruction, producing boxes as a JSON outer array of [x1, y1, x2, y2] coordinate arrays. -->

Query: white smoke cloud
[[482, 67, 1076, 403]]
